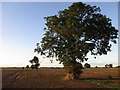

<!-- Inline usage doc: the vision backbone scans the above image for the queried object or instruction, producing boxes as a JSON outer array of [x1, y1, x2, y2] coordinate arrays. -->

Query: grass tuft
[[85, 80, 120, 89]]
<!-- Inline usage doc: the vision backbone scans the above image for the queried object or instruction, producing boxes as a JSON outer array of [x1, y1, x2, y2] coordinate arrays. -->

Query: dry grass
[[2, 68, 120, 88]]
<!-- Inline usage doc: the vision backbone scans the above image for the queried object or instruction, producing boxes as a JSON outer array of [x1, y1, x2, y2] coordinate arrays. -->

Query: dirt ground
[[2, 68, 120, 89]]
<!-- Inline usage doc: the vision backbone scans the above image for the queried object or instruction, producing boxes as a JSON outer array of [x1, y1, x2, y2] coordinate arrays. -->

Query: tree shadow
[[79, 78, 120, 80]]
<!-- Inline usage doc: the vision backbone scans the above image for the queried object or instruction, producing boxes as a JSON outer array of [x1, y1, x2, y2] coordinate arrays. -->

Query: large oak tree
[[35, 2, 118, 80]]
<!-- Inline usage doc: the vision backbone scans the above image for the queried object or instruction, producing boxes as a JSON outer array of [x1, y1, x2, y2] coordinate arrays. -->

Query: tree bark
[[64, 73, 79, 80]]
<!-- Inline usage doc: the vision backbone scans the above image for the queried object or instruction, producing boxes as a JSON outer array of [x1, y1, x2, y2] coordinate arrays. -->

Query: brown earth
[[2, 68, 120, 89]]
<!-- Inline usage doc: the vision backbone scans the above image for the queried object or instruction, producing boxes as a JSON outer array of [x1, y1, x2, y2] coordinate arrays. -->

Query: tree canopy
[[34, 2, 118, 79]]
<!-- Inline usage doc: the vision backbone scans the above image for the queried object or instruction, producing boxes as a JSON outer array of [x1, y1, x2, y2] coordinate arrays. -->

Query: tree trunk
[[64, 73, 79, 80], [63, 61, 83, 80]]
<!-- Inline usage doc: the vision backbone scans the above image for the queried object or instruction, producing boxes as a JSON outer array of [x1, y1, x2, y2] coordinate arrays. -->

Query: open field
[[2, 68, 120, 89]]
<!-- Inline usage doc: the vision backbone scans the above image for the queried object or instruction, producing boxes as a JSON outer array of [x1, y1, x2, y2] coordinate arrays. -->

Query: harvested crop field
[[2, 68, 120, 89]]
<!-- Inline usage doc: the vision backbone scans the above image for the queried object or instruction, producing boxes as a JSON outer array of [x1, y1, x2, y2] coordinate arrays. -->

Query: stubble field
[[2, 68, 120, 89]]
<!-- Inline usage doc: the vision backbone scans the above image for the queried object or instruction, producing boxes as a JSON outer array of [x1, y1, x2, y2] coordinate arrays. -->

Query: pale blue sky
[[0, 2, 119, 67]]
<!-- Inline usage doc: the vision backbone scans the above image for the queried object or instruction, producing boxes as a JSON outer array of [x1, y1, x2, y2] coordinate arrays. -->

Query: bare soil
[[2, 68, 120, 89]]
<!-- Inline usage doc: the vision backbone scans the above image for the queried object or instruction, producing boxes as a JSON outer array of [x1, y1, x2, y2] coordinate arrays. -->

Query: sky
[[0, 2, 119, 67]]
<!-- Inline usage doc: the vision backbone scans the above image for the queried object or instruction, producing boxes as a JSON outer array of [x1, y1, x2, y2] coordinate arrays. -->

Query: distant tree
[[29, 56, 40, 70], [31, 65, 35, 69], [29, 60, 34, 65], [35, 2, 118, 80], [95, 66, 98, 68], [26, 65, 29, 68], [35, 63, 40, 69], [84, 63, 91, 68], [109, 64, 113, 68], [22, 67, 24, 69], [105, 64, 113, 68], [105, 64, 108, 68], [115, 66, 120, 68]]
